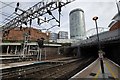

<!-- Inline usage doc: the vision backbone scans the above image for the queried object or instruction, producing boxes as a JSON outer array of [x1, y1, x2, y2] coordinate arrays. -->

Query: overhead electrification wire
[[0, 2, 14, 10], [2, 12, 15, 23], [0, 12, 15, 19], [0, 1, 15, 9], [0, 1, 16, 25]]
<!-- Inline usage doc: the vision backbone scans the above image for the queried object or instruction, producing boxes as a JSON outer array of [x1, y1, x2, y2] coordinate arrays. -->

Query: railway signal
[[37, 38, 44, 48], [37, 38, 44, 61]]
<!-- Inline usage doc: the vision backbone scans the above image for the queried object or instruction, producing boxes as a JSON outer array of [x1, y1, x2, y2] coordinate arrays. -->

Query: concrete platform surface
[[70, 58, 120, 79]]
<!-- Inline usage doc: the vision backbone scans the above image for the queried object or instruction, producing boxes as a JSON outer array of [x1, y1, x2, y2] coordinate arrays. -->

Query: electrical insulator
[[30, 19, 32, 26], [17, 2, 19, 7], [37, 18, 40, 25], [15, 8, 18, 12], [20, 25, 22, 30], [47, 10, 52, 15], [58, 2, 61, 12]]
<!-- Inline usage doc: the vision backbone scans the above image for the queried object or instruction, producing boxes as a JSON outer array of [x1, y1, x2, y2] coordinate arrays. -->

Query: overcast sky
[[0, 0, 118, 38]]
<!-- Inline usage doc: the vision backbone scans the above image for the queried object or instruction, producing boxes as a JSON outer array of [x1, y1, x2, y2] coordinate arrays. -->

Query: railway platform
[[0, 57, 74, 70], [70, 58, 120, 79], [1, 56, 120, 79]]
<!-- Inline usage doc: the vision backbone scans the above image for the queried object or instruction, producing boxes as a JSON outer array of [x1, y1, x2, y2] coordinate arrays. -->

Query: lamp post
[[93, 16, 105, 74]]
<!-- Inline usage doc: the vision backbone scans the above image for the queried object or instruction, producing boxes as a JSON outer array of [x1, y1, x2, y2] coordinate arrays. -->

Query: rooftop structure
[[58, 31, 68, 39]]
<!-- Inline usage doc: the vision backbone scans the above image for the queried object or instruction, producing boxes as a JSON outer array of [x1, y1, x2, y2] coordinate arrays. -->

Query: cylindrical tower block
[[69, 8, 86, 39]]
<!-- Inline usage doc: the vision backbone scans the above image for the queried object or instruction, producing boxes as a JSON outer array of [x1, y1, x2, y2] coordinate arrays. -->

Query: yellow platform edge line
[[105, 61, 117, 79], [93, 59, 100, 80], [95, 67, 101, 78]]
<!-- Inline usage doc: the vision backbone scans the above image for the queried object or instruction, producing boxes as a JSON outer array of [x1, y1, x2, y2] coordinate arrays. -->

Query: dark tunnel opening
[[64, 42, 120, 66], [103, 43, 120, 66], [80, 43, 120, 66], [80, 46, 98, 58], [63, 46, 99, 58]]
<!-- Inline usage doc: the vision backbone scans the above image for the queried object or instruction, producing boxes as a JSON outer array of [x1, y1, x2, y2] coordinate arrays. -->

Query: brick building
[[3, 27, 49, 42], [109, 13, 120, 31], [1, 27, 63, 60], [109, 21, 120, 31]]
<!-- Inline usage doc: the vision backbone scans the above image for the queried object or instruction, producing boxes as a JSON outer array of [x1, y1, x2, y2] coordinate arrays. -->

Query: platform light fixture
[[92, 16, 105, 74]]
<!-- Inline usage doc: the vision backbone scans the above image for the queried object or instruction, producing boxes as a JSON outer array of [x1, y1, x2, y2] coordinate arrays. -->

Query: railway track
[[1, 57, 96, 80]]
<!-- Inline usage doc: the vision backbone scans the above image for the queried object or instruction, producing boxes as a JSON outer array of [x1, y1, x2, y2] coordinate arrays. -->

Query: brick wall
[[109, 21, 120, 31], [3, 27, 49, 41]]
